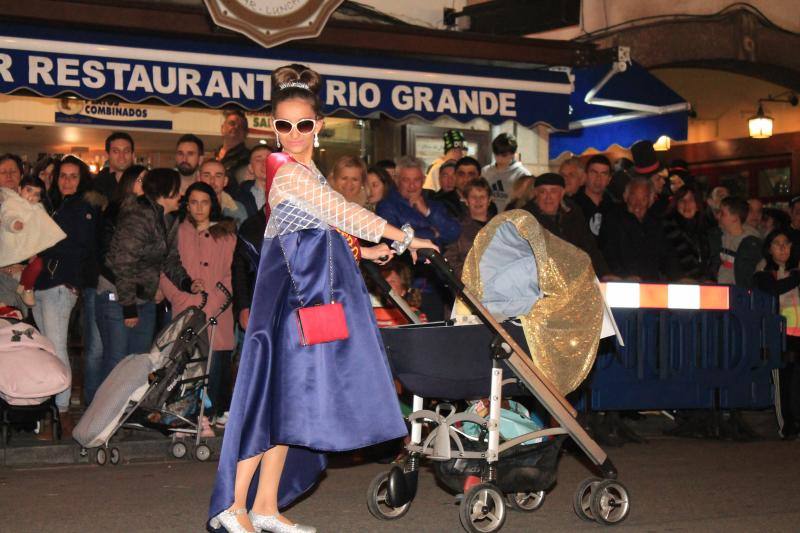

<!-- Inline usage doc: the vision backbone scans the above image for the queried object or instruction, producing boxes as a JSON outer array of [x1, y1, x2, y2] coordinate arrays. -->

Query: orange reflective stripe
[[601, 283, 731, 310], [699, 285, 729, 310], [639, 284, 668, 308]]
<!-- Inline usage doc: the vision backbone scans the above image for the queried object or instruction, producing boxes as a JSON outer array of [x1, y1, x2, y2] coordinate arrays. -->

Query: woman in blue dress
[[208, 64, 437, 533]]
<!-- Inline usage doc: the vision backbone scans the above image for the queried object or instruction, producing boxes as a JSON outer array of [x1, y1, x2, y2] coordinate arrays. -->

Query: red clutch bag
[[295, 302, 350, 346]]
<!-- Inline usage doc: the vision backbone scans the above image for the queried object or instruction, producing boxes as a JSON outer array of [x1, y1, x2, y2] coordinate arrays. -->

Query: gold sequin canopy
[[461, 210, 603, 395]]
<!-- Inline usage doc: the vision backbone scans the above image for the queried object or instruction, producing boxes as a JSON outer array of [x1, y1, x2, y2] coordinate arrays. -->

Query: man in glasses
[[0, 153, 24, 191], [215, 109, 251, 196]]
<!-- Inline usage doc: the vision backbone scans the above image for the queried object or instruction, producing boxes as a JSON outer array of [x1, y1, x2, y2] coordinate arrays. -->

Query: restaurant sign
[[204, 0, 344, 48]]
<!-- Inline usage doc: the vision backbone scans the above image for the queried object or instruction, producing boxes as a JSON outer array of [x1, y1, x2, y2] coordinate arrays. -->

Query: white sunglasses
[[272, 118, 317, 135]]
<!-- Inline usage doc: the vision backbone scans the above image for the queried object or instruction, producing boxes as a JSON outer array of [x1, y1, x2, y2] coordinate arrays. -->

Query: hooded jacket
[[104, 195, 192, 318]]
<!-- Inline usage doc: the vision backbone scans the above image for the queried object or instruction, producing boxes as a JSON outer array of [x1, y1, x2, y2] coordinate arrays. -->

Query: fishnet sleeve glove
[[271, 161, 387, 243]]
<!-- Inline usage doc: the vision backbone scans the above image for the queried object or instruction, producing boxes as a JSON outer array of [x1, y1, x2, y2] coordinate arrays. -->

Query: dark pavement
[[2, 436, 800, 532]]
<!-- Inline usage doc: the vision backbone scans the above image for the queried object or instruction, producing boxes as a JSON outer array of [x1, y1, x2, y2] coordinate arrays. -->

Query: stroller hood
[[0, 320, 70, 405], [460, 210, 604, 394]]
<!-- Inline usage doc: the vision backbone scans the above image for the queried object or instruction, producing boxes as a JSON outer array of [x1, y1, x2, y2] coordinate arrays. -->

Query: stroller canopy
[[461, 210, 604, 394]]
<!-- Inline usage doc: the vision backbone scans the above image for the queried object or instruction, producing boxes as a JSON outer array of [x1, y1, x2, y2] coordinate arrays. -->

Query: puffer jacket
[[104, 195, 192, 318], [35, 192, 101, 291]]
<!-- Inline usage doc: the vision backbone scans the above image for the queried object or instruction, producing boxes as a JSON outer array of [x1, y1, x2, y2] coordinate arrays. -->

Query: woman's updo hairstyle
[[271, 63, 323, 117]]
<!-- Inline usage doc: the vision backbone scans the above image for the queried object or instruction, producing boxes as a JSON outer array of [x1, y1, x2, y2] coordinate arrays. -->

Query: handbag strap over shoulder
[[277, 230, 335, 307]]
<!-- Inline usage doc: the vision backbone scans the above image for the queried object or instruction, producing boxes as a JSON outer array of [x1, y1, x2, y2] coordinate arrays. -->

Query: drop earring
[[314, 133, 320, 148], [276, 137, 281, 149]]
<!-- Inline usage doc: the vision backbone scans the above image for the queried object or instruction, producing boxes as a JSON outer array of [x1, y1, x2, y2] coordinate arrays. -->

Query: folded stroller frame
[[363, 252, 630, 532], [73, 283, 232, 466]]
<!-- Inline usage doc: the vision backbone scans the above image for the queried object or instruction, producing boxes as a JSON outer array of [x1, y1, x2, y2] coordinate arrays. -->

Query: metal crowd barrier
[[580, 283, 785, 412]]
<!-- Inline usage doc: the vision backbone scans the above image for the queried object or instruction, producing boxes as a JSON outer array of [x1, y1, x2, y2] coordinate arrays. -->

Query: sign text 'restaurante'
[[0, 50, 537, 123]]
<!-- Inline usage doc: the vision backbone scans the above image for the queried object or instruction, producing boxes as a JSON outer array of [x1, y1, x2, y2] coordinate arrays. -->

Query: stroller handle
[[215, 281, 233, 315], [417, 249, 464, 290], [361, 261, 392, 296], [197, 282, 232, 315]]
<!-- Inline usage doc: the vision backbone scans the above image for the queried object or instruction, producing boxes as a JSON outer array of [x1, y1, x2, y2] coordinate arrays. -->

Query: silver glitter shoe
[[248, 512, 316, 533], [209, 508, 255, 533]]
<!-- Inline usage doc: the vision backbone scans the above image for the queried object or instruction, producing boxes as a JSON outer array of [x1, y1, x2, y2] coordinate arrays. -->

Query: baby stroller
[[72, 283, 232, 465], [364, 212, 629, 532], [0, 316, 70, 445]]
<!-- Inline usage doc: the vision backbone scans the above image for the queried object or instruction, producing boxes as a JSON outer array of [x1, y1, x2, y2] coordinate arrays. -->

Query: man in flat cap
[[523, 173, 610, 278]]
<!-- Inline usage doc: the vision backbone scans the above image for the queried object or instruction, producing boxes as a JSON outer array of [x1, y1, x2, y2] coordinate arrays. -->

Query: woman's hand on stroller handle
[[361, 243, 395, 265], [409, 238, 438, 264]]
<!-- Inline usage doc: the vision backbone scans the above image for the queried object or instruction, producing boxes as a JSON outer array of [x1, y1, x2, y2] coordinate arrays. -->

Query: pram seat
[[381, 321, 530, 399]]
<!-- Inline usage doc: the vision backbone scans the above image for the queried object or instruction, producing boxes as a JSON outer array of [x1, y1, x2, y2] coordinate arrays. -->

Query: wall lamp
[[749, 92, 798, 139]]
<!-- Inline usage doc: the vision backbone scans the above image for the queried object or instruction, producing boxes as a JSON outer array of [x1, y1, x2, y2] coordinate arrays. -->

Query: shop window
[[757, 166, 791, 197]]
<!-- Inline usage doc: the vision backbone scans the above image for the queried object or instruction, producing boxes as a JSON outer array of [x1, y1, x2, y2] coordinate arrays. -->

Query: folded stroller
[[72, 283, 232, 465], [364, 211, 629, 532], [0, 317, 70, 445]]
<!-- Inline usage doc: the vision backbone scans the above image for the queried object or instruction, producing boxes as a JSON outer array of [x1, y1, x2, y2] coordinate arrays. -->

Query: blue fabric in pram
[[478, 221, 541, 319], [380, 321, 531, 400]]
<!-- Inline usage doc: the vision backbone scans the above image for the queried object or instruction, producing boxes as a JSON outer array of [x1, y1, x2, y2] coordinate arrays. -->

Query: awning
[[549, 62, 689, 159], [0, 23, 572, 128]]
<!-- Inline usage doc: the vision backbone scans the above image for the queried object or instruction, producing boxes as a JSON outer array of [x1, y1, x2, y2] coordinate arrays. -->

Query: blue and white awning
[[0, 23, 572, 128], [549, 62, 689, 159]]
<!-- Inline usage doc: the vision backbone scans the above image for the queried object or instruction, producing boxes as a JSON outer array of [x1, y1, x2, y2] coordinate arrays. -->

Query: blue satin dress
[[208, 158, 407, 527]]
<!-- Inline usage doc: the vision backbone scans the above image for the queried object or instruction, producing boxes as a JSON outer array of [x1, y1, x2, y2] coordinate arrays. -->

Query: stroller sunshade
[[478, 221, 541, 320]]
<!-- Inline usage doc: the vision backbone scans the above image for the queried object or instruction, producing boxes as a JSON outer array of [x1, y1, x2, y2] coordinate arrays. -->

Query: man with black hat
[[630, 140, 670, 217], [424, 129, 466, 191], [523, 173, 609, 278]]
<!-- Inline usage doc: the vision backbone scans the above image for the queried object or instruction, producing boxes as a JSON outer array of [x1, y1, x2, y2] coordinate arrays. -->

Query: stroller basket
[[435, 435, 566, 496]]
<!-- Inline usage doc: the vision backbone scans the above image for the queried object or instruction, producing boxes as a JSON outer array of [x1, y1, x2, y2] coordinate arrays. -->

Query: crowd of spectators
[[3, 112, 800, 441]]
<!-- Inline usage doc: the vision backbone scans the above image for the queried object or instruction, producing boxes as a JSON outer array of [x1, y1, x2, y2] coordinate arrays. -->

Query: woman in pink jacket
[[160, 181, 236, 435]]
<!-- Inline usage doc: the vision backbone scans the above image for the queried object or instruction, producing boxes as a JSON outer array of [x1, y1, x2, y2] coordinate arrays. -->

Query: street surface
[[2, 437, 799, 532]]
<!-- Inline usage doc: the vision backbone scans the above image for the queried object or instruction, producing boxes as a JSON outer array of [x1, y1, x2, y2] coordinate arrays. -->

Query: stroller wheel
[[590, 479, 631, 525], [506, 490, 545, 512], [572, 477, 602, 522], [366, 471, 411, 520], [195, 443, 212, 462], [170, 441, 188, 459], [109, 447, 121, 465], [95, 447, 108, 466], [459, 483, 506, 533]]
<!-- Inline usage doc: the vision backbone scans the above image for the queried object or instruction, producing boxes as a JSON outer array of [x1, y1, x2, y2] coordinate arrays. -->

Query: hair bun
[[271, 63, 322, 95]]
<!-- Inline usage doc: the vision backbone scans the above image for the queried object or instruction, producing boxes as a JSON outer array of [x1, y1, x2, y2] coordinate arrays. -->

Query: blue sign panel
[[0, 24, 572, 128]]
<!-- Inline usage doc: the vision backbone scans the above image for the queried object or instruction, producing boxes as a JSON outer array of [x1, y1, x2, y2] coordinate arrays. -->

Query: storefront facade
[[0, 20, 575, 173]]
